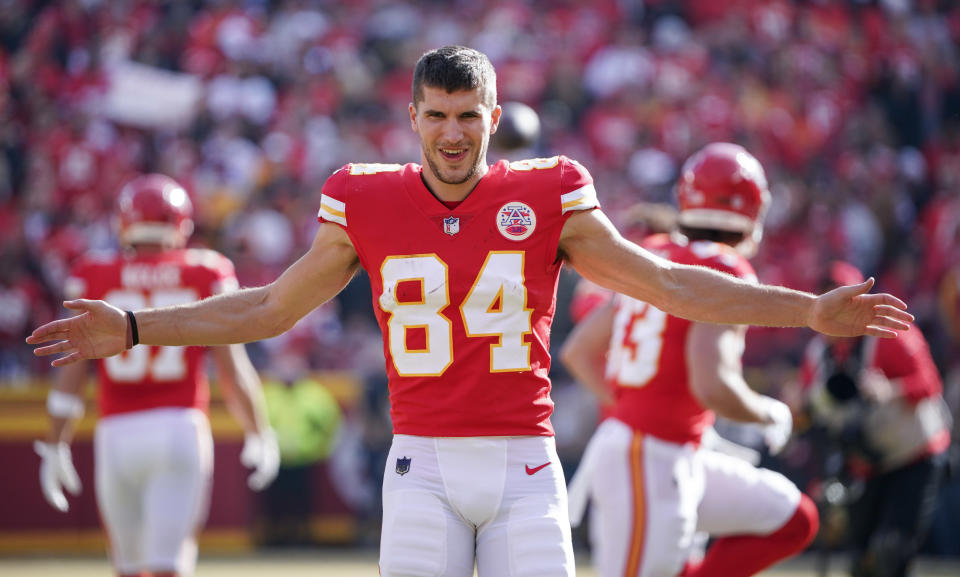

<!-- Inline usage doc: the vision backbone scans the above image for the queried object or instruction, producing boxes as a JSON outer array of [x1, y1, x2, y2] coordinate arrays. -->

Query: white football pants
[[573, 418, 800, 577], [379, 434, 575, 577], [95, 407, 213, 576]]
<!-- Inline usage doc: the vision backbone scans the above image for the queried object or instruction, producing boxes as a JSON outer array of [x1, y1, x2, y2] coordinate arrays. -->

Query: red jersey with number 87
[[318, 156, 599, 436], [65, 248, 238, 417], [608, 234, 757, 445]]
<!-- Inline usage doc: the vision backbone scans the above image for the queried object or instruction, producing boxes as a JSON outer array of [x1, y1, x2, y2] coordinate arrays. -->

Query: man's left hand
[[809, 278, 913, 338]]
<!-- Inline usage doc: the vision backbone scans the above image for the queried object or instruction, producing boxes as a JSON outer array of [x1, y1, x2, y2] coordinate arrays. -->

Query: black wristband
[[125, 310, 140, 347]]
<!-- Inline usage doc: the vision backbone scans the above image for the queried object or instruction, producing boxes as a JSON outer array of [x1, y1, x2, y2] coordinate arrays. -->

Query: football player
[[798, 261, 951, 577], [28, 47, 911, 577], [34, 174, 279, 577], [562, 143, 820, 577]]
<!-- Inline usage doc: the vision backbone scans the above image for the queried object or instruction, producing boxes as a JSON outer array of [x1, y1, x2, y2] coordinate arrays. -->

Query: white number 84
[[379, 252, 533, 376]]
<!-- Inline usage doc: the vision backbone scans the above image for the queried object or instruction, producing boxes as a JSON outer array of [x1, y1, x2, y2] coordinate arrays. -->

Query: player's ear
[[490, 105, 502, 134], [409, 102, 419, 132]]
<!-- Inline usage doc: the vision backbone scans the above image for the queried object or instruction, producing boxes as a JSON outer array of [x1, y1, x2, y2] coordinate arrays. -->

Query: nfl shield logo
[[443, 216, 460, 236], [396, 456, 412, 476]]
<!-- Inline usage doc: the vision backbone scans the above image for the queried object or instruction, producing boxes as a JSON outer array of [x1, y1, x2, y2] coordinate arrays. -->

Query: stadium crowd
[[1, 0, 959, 556]]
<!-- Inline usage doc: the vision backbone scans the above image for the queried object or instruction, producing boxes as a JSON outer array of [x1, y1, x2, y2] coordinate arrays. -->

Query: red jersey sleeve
[[558, 156, 599, 215], [190, 248, 239, 296], [317, 164, 352, 228], [317, 163, 410, 229], [874, 326, 943, 404]]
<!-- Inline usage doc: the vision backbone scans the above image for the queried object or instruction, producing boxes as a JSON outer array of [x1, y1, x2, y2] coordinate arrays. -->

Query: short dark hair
[[412, 45, 497, 109]]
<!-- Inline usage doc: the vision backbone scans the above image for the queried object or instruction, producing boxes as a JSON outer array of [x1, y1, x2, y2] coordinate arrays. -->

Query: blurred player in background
[[34, 174, 279, 577], [28, 48, 912, 577], [562, 143, 819, 577], [568, 201, 678, 328], [490, 100, 541, 156], [796, 261, 952, 577]]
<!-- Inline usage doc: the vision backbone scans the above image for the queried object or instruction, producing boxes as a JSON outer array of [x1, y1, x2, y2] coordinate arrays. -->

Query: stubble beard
[[424, 143, 484, 186]]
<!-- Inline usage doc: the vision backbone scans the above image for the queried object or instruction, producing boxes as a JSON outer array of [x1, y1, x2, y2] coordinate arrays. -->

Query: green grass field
[[2, 551, 958, 577]]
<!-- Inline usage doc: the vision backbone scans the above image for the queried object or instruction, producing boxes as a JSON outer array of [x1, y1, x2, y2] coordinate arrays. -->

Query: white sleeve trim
[[318, 195, 347, 226], [560, 183, 599, 214]]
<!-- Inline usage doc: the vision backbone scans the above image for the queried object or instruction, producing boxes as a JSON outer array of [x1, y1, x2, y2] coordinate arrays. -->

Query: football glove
[[240, 428, 280, 491], [761, 397, 793, 455], [34, 441, 82, 512]]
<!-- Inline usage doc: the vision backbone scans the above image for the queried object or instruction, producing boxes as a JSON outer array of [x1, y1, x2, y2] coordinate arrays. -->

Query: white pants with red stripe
[[95, 407, 213, 576], [573, 418, 800, 577], [379, 434, 575, 577]]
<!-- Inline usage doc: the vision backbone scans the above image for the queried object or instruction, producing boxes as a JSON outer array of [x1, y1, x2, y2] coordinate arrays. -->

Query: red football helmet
[[117, 174, 194, 247], [675, 142, 771, 250]]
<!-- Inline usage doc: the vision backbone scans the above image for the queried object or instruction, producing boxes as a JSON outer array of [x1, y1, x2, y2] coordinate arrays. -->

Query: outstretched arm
[[559, 210, 912, 337], [28, 223, 361, 366]]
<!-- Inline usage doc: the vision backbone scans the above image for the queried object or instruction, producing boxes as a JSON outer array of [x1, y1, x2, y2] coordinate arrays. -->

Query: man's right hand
[[27, 300, 128, 366], [34, 441, 82, 512]]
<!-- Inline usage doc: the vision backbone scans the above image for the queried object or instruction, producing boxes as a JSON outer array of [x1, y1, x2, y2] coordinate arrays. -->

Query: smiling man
[[28, 45, 914, 577]]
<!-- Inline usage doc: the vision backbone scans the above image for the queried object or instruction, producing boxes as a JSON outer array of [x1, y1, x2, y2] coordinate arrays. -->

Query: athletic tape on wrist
[[47, 389, 85, 419]]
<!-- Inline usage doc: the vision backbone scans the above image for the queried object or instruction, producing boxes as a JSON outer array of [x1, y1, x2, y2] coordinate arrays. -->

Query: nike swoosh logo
[[525, 462, 550, 475]]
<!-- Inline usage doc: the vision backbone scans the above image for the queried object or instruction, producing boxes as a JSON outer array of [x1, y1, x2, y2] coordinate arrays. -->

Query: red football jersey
[[318, 157, 599, 436], [799, 324, 944, 405], [65, 248, 238, 417], [607, 234, 757, 444]]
